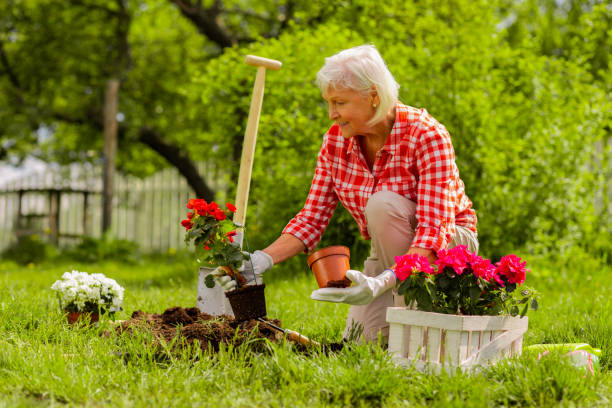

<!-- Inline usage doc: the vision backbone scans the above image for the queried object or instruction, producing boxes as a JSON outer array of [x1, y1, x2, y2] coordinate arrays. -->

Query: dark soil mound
[[116, 306, 282, 353], [114, 306, 346, 359]]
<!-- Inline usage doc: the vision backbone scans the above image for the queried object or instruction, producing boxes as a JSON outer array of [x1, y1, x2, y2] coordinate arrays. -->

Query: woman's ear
[[370, 86, 379, 106]]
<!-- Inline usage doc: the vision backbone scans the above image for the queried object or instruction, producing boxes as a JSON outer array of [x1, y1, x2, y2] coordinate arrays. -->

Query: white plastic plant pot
[[386, 308, 528, 373], [196, 267, 234, 317]]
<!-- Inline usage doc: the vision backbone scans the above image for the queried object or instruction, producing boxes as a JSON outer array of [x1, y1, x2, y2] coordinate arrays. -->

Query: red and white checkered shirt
[[283, 103, 477, 253]]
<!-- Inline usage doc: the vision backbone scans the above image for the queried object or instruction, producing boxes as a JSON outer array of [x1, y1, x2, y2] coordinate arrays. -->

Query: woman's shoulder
[[396, 103, 448, 136]]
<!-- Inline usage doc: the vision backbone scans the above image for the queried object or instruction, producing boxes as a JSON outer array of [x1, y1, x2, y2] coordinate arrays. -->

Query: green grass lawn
[[0, 250, 610, 407]]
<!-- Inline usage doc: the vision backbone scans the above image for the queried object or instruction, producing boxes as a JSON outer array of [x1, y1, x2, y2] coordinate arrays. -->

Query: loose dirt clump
[[116, 306, 282, 354], [325, 277, 352, 288]]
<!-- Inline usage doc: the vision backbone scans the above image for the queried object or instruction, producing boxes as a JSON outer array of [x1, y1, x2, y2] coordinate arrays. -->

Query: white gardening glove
[[240, 250, 274, 285], [310, 269, 397, 305], [213, 250, 274, 291]]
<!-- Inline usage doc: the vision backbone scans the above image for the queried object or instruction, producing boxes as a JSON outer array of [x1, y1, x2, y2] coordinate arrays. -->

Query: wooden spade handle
[[285, 329, 320, 347], [245, 55, 282, 70], [234, 55, 282, 240]]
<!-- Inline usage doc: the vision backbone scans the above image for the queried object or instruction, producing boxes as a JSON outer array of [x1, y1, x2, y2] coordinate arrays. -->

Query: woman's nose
[[328, 105, 339, 120]]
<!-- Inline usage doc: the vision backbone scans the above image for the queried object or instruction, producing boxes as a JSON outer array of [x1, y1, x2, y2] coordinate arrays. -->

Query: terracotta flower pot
[[225, 284, 267, 321], [307, 246, 351, 288], [66, 311, 99, 325]]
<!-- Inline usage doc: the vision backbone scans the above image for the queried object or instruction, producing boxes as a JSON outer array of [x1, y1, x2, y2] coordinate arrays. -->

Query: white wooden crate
[[386, 308, 528, 373]]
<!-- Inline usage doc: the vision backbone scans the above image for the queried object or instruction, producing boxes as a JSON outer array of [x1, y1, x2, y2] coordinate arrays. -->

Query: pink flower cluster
[[394, 253, 435, 280], [393, 245, 529, 287]]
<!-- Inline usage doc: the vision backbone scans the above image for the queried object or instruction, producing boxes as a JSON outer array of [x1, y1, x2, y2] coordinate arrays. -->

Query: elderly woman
[[218, 44, 478, 343]]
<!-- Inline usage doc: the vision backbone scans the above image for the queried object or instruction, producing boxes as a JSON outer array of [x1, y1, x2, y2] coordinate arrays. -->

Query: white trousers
[[343, 191, 479, 343]]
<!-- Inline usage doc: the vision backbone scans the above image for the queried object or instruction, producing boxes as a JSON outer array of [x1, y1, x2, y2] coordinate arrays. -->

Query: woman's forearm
[[263, 233, 307, 264]]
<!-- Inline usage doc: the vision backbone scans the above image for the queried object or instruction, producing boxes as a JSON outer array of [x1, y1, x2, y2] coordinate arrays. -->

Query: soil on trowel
[[115, 306, 283, 354]]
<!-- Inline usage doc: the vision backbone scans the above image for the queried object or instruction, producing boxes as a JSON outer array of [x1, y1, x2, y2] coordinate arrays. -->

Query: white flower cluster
[[51, 270, 124, 313]]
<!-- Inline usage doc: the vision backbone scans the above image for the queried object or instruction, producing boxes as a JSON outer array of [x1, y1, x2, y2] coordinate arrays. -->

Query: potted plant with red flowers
[[386, 246, 538, 372], [181, 198, 246, 285], [181, 198, 266, 320]]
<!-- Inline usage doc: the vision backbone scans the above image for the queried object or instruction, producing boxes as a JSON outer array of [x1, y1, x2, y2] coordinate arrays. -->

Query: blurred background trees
[[0, 0, 610, 264]]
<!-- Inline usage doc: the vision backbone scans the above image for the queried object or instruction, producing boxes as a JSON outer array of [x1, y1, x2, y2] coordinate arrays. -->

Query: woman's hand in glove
[[310, 269, 397, 305]]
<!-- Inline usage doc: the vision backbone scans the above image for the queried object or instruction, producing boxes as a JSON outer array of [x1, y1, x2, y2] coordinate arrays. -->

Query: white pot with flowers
[[51, 270, 124, 324], [387, 245, 538, 372]]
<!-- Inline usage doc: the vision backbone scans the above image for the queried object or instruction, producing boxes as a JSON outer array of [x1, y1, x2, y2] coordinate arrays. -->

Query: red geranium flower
[[214, 210, 226, 221], [394, 253, 434, 281], [226, 202, 237, 213], [470, 255, 496, 281], [435, 245, 471, 275], [207, 202, 219, 215], [180, 219, 193, 230], [227, 230, 237, 243], [495, 254, 528, 284]]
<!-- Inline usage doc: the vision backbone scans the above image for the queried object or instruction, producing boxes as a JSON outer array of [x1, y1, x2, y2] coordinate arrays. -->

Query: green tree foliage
[[0, 0, 610, 260]]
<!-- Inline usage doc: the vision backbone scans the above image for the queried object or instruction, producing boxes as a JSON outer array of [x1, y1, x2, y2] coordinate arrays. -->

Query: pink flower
[[470, 255, 496, 281], [394, 253, 435, 281], [435, 245, 471, 275], [495, 255, 528, 285]]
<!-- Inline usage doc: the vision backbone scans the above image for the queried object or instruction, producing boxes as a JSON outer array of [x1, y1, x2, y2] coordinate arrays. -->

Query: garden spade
[[196, 55, 282, 317]]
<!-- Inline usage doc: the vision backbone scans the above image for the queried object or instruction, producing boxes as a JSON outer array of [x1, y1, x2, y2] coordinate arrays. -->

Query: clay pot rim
[[307, 245, 350, 268]]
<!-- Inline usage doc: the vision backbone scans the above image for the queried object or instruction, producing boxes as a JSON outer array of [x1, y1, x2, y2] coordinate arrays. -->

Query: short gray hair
[[316, 44, 400, 126]]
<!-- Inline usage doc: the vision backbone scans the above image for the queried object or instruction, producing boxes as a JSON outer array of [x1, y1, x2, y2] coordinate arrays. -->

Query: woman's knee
[[365, 191, 416, 226]]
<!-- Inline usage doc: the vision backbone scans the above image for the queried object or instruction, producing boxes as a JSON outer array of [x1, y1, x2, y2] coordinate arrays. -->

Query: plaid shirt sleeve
[[411, 122, 457, 252], [282, 136, 339, 252]]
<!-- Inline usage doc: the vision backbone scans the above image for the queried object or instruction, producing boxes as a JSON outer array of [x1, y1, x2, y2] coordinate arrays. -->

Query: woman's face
[[323, 87, 376, 139]]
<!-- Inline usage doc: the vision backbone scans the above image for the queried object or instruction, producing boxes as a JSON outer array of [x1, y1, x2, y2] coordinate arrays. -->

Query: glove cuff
[[378, 269, 397, 292], [384, 268, 398, 280]]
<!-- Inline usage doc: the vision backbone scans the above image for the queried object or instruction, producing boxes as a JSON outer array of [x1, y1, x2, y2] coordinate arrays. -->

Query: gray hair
[[316, 44, 400, 126]]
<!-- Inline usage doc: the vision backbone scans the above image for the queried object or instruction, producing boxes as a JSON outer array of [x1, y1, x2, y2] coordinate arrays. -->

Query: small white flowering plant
[[51, 270, 124, 315]]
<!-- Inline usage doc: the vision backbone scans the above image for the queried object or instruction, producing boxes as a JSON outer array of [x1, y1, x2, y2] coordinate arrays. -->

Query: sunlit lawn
[[0, 249, 610, 407]]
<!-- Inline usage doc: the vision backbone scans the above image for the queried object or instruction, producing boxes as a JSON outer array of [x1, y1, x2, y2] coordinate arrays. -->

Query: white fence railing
[[0, 163, 225, 253]]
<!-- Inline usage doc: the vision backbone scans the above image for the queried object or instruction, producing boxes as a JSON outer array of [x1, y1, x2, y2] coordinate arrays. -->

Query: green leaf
[[469, 286, 481, 303], [204, 274, 216, 288], [415, 290, 433, 312], [438, 275, 451, 289], [520, 302, 529, 317]]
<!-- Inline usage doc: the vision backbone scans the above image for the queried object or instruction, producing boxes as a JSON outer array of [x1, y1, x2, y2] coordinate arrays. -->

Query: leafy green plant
[[1, 234, 57, 264], [395, 246, 538, 316], [63, 234, 140, 264]]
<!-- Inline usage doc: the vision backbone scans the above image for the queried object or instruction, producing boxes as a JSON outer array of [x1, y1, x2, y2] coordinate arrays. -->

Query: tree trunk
[[138, 126, 215, 201]]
